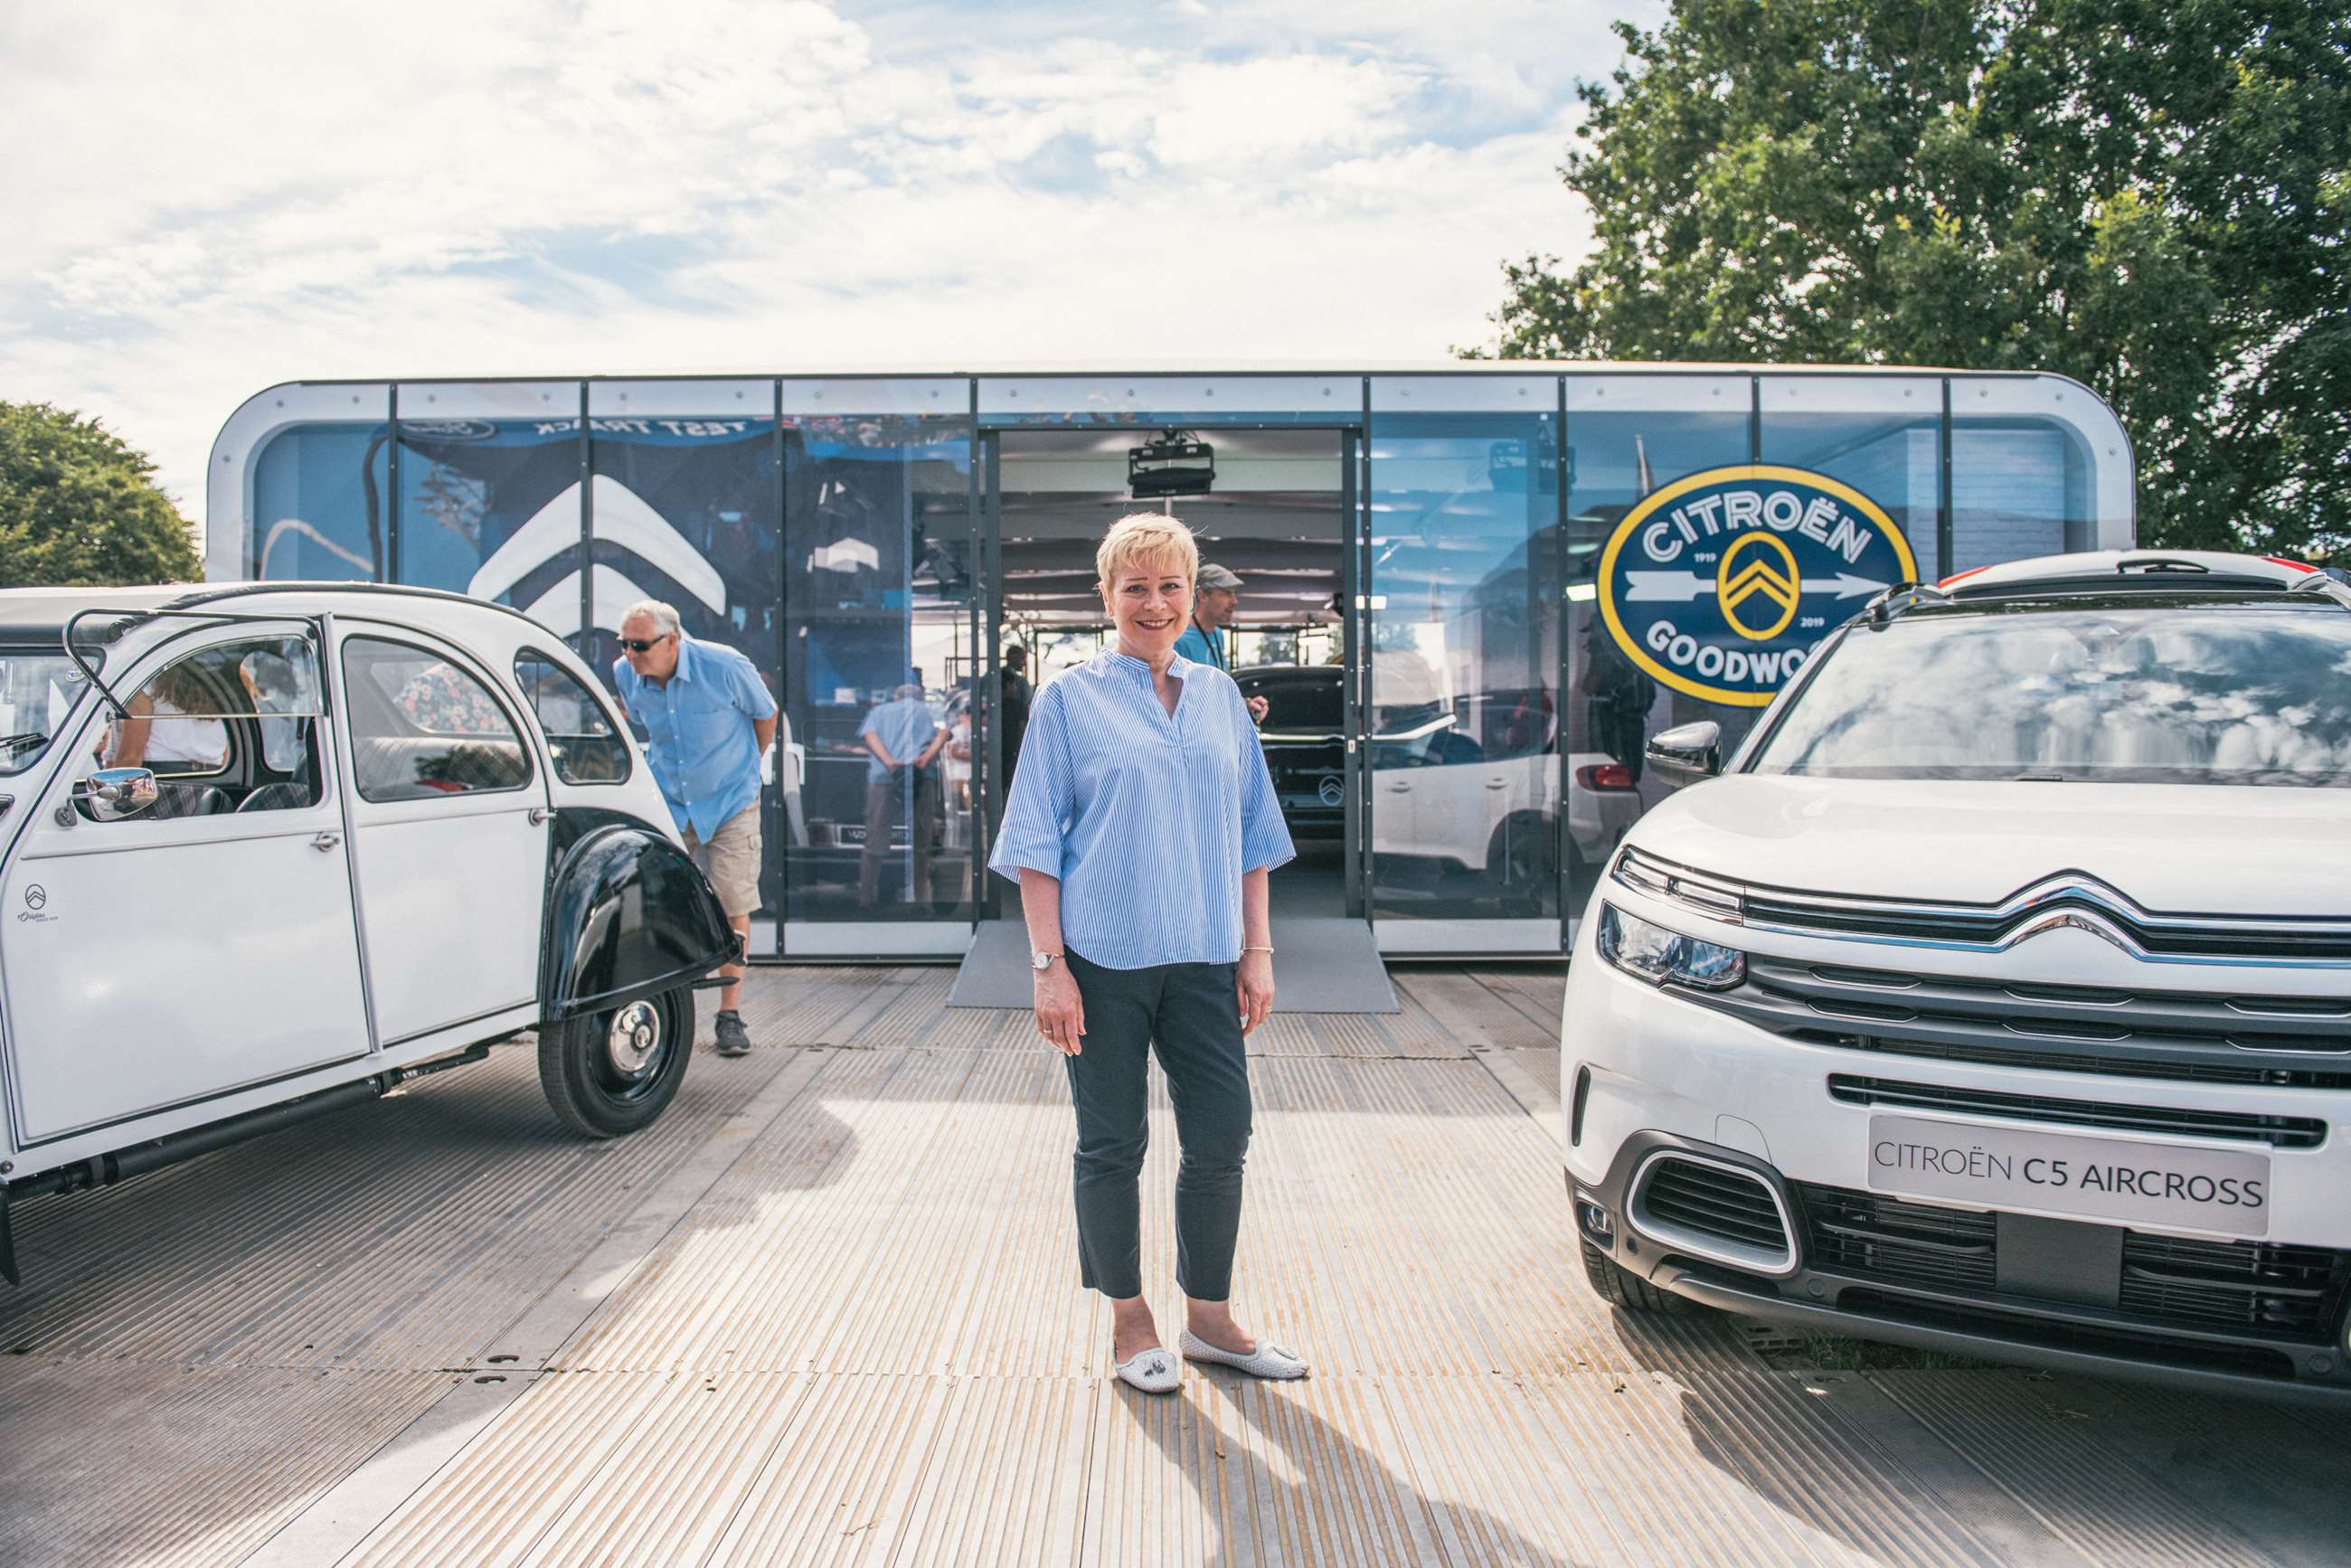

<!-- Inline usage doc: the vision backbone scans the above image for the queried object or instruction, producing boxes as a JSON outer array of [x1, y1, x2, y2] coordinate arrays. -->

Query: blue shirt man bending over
[[611, 599, 777, 1057]]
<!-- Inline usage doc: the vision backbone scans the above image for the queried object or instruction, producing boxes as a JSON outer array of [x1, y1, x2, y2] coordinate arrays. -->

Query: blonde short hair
[[1096, 512, 1200, 591]]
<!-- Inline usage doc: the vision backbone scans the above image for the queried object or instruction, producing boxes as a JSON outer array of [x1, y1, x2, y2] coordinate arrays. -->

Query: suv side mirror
[[1646, 723, 1722, 789], [76, 767, 158, 822]]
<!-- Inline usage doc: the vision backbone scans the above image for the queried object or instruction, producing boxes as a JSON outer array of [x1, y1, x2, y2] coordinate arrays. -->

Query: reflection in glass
[[395, 419, 581, 629], [1365, 411, 1566, 921], [0, 654, 88, 779], [250, 422, 390, 581], [1950, 414, 2099, 573], [1758, 383, 1941, 578], [1563, 406, 1750, 912], [1751, 602, 2351, 786], [590, 407, 783, 918], [515, 652, 631, 785], [343, 638, 533, 802], [781, 411, 974, 925]]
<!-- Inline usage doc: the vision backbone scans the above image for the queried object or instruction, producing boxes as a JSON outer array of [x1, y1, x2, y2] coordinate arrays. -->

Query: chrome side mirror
[[1646, 722, 1723, 789], [77, 767, 157, 822]]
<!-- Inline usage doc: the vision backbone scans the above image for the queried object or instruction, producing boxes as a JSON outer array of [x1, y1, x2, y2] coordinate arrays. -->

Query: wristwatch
[[1032, 950, 1062, 972]]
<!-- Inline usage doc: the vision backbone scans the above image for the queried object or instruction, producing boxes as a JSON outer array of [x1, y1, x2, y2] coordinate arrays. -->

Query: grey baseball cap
[[1196, 562, 1243, 590]]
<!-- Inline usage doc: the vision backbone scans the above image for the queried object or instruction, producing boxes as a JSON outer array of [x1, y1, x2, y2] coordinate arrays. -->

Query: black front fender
[[542, 824, 735, 1025]]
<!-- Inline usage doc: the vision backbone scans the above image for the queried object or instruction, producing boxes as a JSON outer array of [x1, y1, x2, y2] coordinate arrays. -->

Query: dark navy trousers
[[1062, 949, 1253, 1301]]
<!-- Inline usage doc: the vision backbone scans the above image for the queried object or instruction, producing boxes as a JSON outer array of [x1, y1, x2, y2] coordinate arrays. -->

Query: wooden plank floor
[[2, 965, 2346, 1565]]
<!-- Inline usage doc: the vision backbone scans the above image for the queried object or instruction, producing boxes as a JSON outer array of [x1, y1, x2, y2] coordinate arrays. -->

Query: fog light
[[1575, 1191, 1614, 1238]]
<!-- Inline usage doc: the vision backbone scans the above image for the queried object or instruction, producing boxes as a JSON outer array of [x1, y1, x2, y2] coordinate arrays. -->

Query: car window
[[86, 635, 326, 819], [1251, 676, 1344, 732], [344, 638, 533, 802], [515, 650, 630, 785], [1468, 690, 1553, 762], [1748, 600, 2351, 786], [0, 650, 89, 779]]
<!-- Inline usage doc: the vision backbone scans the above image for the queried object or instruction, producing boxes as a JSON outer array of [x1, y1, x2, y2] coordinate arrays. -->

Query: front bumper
[[1563, 929, 2351, 1403], [1572, 1130, 2351, 1403]]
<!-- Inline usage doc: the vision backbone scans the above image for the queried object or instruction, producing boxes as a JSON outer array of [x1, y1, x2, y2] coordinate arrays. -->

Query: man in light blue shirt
[[857, 681, 946, 908], [1172, 562, 1269, 723], [612, 600, 778, 1055]]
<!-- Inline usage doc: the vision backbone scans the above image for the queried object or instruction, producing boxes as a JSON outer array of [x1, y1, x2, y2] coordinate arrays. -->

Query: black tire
[[538, 985, 694, 1138], [1487, 815, 1558, 915], [1580, 1238, 1692, 1315]]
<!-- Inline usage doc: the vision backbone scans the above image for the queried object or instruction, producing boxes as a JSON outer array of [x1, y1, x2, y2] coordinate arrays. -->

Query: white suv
[[1562, 550, 2351, 1401]]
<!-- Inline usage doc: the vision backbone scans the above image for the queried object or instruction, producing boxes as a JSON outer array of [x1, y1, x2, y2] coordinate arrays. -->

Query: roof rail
[[1861, 581, 1950, 627], [157, 581, 552, 633]]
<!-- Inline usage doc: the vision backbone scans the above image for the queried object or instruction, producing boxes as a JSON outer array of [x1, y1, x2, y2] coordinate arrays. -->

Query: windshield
[[1749, 600, 2351, 787], [0, 650, 92, 778]]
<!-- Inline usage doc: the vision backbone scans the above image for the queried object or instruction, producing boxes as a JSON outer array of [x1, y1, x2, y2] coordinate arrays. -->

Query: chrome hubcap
[[607, 1000, 662, 1078]]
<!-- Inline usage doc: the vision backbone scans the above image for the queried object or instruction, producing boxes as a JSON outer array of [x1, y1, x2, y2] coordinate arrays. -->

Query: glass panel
[[1364, 405, 1563, 924], [1750, 602, 2351, 786], [1563, 380, 1752, 915], [779, 387, 974, 929], [515, 650, 631, 785], [249, 437, 391, 583], [214, 383, 391, 581], [586, 381, 781, 918], [343, 637, 533, 802], [1950, 376, 2132, 571], [0, 652, 88, 779], [392, 382, 582, 637], [977, 374, 1355, 427], [1757, 375, 1943, 576], [94, 636, 326, 817]]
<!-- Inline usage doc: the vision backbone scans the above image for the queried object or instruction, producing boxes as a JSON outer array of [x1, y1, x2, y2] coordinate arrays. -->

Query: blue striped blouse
[[988, 649, 1295, 968]]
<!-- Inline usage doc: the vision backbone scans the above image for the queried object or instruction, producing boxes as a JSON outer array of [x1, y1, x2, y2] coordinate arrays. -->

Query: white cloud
[[0, 1, 1653, 529]]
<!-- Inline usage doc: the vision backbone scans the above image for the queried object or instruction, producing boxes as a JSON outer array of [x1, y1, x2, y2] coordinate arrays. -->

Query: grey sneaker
[[713, 1011, 752, 1056]]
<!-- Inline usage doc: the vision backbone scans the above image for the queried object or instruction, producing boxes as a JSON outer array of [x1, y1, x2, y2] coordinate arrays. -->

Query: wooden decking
[[2, 965, 2346, 1565]]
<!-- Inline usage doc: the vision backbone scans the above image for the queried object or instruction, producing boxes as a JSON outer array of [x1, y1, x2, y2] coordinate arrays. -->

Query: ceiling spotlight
[[1129, 430, 1215, 498]]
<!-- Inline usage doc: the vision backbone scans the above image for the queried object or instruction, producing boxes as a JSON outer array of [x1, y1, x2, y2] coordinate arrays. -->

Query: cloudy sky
[[1, 2, 1652, 523]]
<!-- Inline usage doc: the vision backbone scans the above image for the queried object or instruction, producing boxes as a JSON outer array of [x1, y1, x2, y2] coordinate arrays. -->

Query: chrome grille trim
[[1712, 956, 2351, 1090], [1613, 850, 2351, 969], [1825, 1073, 2327, 1148], [1627, 1151, 1799, 1278]]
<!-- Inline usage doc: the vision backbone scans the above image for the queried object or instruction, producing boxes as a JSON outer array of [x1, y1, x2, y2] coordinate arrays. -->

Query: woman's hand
[[1237, 949, 1274, 1034], [1034, 961, 1086, 1055]]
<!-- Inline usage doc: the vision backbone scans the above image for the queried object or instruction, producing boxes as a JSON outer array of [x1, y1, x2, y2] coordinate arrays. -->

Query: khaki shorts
[[683, 804, 763, 919]]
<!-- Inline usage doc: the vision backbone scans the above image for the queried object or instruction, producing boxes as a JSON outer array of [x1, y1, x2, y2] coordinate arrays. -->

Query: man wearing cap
[[612, 599, 776, 1059], [1176, 563, 1270, 723]]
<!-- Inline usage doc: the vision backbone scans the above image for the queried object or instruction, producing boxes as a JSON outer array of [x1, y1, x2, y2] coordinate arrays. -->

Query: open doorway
[[957, 426, 1397, 1010], [992, 428, 1349, 912]]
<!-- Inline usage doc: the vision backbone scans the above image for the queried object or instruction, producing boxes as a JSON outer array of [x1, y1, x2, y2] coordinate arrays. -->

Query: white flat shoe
[[1113, 1346, 1181, 1394], [1180, 1327, 1309, 1380]]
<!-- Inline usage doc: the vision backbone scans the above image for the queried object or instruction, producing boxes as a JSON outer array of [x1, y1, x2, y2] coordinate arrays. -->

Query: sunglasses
[[619, 636, 671, 654]]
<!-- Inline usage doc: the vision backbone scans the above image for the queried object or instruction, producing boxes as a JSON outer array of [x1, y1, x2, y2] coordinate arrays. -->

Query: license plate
[[1866, 1114, 2272, 1238]]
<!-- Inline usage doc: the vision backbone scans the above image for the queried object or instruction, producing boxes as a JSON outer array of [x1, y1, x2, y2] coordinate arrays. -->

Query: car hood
[[1628, 776, 2351, 916]]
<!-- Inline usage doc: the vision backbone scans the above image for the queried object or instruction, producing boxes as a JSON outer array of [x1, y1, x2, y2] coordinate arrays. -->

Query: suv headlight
[[1596, 902, 1745, 990]]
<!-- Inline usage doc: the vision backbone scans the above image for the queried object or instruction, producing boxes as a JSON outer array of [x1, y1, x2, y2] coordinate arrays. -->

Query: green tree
[[1480, 0, 2350, 558], [0, 401, 202, 586]]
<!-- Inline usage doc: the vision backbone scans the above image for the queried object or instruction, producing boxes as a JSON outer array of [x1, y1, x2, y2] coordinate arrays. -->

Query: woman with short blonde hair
[[988, 512, 1305, 1393]]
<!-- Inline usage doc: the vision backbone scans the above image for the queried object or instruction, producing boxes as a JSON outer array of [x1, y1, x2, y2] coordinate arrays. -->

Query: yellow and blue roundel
[[1597, 465, 1919, 708]]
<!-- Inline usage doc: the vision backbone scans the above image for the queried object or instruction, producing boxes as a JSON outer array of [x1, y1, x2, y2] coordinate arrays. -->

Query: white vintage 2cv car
[[0, 583, 738, 1282]]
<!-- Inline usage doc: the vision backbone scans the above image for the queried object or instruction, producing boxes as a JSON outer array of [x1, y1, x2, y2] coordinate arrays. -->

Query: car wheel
[[1487, 816, 1558, 913], [1579, 1238, 1692, 1315], [538, 985, 694, 1138]]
